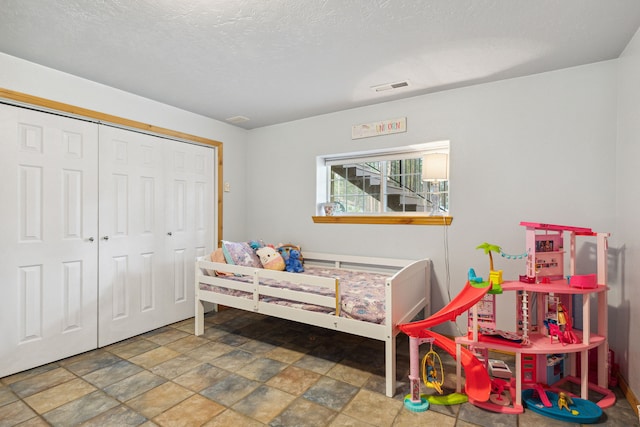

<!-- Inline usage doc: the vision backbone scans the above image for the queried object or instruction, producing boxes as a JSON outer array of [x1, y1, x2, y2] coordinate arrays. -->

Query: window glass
[[322, 142, 449, 215]]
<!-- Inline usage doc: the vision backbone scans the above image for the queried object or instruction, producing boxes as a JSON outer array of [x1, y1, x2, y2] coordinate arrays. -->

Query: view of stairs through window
[[330, 158, 448, 214]]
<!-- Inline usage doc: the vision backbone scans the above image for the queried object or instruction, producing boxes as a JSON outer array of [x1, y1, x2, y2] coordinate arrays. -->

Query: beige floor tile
[[82, 360, 143, 389], [12, 416, 51, 427], [171, 318, 195, 330], [198, 326, 229, 341], [9, 368, 76, 398], [203, 409, 266, 427], [103, 370, 166, 402], [239, 357, 287, 382], [265, 346, 306, 364], [24, 378, 96, 414], [172, 363, 229, 392], [78, 404, 148, 426], [57, 349, 103, 367], [165, 335, 209, 353], [0, 384, 18, 406], [41, 390, 120, 426], [185, 341, 235, 363], [210, 349, 256, 372], [342, 389, 403, 427], [231, 385, 295, 424], [238, 339, 276, 356], [126, 382, 193, 419], [130, 347, 181, 369], [106, 338, 160, 359], [0, 400, 37, 425], [328, 413, 376, 426], [327, 363, 372, 387], [150, 355, 202, 380], [153, 394, 225, 426], [0, 364, 58, 386], [392, 407, 457, 426], [270, 397, 337, 426], [266, 365, 321, 396], [145, 328, 190, 346]]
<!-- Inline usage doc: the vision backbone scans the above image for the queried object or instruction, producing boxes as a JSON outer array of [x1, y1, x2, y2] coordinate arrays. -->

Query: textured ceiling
[[1, 0, 640, 129]]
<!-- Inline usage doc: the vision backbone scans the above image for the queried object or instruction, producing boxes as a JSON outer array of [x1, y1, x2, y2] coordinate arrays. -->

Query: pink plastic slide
[[420, 329, 491, 402], [532, 384, 552, 407], [399, 281, 492, 402], [399, 281, 491, 336]]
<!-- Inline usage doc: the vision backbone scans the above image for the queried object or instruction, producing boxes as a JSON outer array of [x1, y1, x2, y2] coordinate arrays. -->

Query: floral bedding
[[199, 266, 389, 324]]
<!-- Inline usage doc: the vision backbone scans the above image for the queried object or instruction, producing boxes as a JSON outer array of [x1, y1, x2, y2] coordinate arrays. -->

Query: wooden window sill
[[311, 215, 453, 225]]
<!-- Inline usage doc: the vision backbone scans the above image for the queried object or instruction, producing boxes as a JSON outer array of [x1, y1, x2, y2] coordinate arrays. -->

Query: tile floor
[[1, 308, 638, 426]]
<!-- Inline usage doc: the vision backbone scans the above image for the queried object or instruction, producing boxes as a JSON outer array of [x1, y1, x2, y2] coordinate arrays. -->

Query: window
[[318, 142, 449, 216]]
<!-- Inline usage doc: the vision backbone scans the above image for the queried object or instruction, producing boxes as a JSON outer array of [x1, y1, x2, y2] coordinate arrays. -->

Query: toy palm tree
[[476, 242, 501, 271], [476, 242, 503, 292]]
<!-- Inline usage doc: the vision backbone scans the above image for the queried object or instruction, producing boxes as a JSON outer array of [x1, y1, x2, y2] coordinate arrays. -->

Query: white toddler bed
[[194, 251, 431, 397]]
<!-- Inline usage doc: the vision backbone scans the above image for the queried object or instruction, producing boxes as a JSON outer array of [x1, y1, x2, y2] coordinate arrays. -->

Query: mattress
[[199, 266, 389, 324]]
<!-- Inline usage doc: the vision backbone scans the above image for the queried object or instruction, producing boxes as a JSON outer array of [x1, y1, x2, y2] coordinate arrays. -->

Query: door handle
[[102, 236, 109, 240], [167, 232, 173, 236], [87, 237, 95, 242]]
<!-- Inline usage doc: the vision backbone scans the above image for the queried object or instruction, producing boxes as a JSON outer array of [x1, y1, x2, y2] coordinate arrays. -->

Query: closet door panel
[[98, 126, 166, 346], [165, 142, 214, 324], [0, 105, 98, 377]]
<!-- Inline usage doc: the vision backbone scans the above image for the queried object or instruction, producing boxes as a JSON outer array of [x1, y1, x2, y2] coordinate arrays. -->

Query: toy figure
[[558, 392, 573, 411], [425, 355, 443, 394]]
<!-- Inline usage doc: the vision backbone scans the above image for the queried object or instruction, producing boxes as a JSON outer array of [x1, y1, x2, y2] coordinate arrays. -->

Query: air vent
[[370, 80, 411, 92], [226, 115, 250, 124]]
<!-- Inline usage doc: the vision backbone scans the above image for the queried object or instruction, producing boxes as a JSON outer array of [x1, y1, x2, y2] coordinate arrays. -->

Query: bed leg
[[195, 298, 204, 336], [385, 335, 397, 398]]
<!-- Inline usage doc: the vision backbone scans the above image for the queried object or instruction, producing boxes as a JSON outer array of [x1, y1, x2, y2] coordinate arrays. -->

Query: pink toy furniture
[[455, 222, 615, 414]]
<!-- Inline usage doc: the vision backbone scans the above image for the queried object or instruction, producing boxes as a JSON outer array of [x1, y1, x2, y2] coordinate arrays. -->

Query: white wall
[[616, 27, 640, 402], [0, 52, 249, 240], [246, 62, 619, 345]]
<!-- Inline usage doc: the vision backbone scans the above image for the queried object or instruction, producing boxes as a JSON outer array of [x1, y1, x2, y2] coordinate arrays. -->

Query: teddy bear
[[256, 246, 285, 271], [277, 243, 303, 263], [285, 249, 304, 273]]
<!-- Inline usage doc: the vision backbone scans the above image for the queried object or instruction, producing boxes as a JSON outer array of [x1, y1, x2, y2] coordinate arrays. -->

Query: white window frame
[[317, 141, 450, 216]]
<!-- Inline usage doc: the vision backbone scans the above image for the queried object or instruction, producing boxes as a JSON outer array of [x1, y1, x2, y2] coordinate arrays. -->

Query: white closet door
[[164, 141, 215, 324], [0, 105, 98, 377], [98, 126, 167, 346]]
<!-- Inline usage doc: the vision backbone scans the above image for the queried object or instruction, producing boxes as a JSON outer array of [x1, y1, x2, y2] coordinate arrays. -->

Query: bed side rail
[[196, 258, 340, 315], [302, 251, 414, 272]]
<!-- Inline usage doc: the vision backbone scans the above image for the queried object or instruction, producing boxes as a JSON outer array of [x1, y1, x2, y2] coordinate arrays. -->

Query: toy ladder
[[520, 291, 530, 345], [521, 354, 537, 384]]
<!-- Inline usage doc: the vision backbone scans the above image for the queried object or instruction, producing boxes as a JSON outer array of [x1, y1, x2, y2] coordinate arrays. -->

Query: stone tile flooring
[[0, 308, 638, 426]]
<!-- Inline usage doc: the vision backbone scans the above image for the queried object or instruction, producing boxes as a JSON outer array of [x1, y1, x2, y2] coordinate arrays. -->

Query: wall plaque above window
[[352, 117, 406, 140]]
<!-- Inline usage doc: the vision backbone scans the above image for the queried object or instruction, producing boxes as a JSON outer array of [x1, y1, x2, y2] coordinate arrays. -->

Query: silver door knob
[[102, 236, 109, 240], [88, 237, 95, 242], [167, 232, 173, 236]]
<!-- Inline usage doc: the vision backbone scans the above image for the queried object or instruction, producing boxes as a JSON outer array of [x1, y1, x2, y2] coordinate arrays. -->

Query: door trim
[[0, 87, 224, 243]]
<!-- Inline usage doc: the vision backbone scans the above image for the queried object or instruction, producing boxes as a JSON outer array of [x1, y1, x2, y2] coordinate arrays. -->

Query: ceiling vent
[[370, 80, 411, 92], [226, 115, 250, 124]]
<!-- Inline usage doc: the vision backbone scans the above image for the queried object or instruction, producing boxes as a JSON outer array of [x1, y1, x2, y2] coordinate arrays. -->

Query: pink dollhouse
[[456, 222, 614, 414]]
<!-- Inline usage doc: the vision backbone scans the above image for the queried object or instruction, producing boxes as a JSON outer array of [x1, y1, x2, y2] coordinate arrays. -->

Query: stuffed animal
[[285, 249, 304, 273], [256, 246, 285, 271], [277, 243, 304, 263], [248, 239, 265, 250]]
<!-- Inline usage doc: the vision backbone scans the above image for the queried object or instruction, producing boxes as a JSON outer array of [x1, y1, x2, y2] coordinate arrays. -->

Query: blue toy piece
[[404, 394, 430, 412], [468, 268, 484, 283], [500, 250, 528, 260], [285, 249, 304, 273], [522, 388, 603, 424]]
